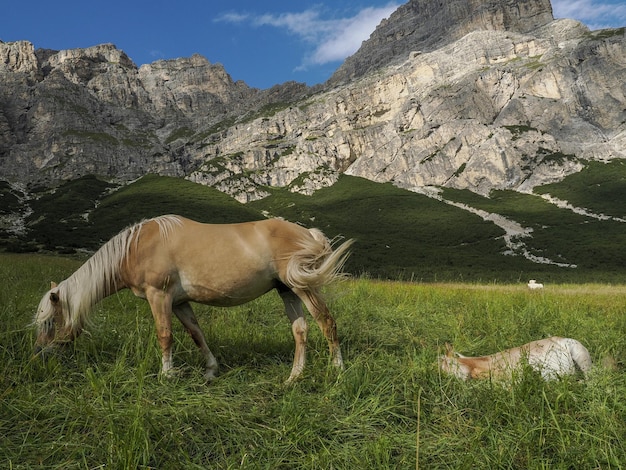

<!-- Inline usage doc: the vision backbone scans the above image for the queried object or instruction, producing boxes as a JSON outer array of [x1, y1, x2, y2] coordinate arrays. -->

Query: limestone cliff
[[0, 42, 308, 185], [186, 18, 626, 202], [328, 0, 554, 85]]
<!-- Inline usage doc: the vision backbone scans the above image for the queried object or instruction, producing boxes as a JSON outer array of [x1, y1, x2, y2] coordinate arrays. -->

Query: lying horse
[[34, 215, 353, 383], [439, 336, 592, 381]]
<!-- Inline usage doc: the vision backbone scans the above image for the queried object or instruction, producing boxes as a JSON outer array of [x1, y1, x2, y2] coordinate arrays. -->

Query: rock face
[[0, 0, 625, 205], [328, 0, 555, 85], [186, 18, 626, 201], [0, 42, 308, 186]]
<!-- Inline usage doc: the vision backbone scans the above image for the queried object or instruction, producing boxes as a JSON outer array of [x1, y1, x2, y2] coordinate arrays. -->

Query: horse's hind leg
[[278, 288, 309, 384], [293, 287, 344, 371], [173, 302, 218, 381], [279, 282, 343, 382]]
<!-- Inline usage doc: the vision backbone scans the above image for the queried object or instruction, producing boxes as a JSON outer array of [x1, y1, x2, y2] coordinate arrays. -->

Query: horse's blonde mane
[[35, 215, 183, 334]]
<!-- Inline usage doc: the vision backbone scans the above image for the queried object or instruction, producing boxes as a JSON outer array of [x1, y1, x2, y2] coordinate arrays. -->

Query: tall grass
[[2, 254, 626, 468]]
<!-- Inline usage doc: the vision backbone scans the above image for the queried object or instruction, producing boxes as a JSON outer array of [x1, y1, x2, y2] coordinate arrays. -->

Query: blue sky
[[2, 0, 625, 89]]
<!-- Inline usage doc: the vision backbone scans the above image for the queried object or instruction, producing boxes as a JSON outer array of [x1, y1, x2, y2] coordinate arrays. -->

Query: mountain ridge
[[328, 0, 554, 85]]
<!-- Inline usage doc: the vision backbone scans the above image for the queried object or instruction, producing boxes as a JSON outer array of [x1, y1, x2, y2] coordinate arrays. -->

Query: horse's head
[[34, 281, 79, 353], [438, 343, 471, 380], [438, 343, 457, 373]]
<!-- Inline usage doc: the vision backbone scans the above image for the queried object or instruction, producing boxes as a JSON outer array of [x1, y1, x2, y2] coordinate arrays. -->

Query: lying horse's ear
[[444, 343, 454, 356], [50, 281, 58, 289]]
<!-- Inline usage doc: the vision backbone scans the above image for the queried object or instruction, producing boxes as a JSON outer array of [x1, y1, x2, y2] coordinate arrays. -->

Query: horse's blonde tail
[[285, 229, 354, 292], [569, 339, 593, 376]]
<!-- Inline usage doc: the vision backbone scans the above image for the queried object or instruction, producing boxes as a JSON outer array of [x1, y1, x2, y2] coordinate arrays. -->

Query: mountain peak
[[328, 0, 554, 85]]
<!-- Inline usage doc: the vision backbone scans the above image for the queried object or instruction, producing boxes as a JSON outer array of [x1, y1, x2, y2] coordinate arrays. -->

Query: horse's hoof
[[161, 368, 182, 379], [284, 373, 303, 386]]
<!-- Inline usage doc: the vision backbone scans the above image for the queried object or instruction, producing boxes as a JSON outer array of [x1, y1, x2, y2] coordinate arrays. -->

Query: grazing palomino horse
[[439, 336, 592, 381], [34, 215, 353, 383]]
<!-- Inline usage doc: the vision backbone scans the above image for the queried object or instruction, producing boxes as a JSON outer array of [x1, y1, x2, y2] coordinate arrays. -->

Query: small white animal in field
[[439, 337, 592, 381], [528, 279, 544, 289]]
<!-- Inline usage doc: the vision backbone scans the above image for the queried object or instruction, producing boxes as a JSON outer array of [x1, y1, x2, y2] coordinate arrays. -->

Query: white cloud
[[216, 4, 400, 70], [215, 12, 250, 24], [551, 0, 626, 29], [307, 6, 398, 66]]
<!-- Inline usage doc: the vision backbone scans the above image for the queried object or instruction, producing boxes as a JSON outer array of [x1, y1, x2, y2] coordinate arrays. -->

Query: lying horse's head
[[34, 282, 81, 354], [438, 343, 471, 380]]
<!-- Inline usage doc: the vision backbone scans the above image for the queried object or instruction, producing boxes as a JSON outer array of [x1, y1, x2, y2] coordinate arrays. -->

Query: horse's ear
[[50, 282, 59, 303], [444, 343, 454, 357]]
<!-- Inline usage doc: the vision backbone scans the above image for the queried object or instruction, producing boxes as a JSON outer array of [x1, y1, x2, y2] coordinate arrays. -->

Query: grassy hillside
[[2, 161, 626, 282], [17, 174, 262, 252], [248, 176, 514, 280], [2, 254, 626, 468], [535, 160, 626, 219], [441, 187, 626, 277]]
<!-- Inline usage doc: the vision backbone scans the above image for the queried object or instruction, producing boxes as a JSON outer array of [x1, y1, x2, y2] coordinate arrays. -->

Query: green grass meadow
[[2, 253, 626, 469]]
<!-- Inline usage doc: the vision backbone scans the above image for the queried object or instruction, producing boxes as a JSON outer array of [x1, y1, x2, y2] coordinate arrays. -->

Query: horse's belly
[[177, 271, 274, 307]]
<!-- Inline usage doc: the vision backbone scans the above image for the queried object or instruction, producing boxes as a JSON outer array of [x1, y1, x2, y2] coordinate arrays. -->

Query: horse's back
[[140, 216, 308, 255], [175, 216, 306, 243]]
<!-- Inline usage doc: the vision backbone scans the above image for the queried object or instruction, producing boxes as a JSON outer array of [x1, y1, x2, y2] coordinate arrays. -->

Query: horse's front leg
[[173, 302, 218, 381], [146, 288, 176, 377]]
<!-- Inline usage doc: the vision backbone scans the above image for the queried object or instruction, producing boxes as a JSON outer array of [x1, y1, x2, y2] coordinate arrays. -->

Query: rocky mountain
[[328, 0, 555, 85], [184, 7, 626, 202], [1, 0, 625, 208], [0, 42, 308, 186]]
